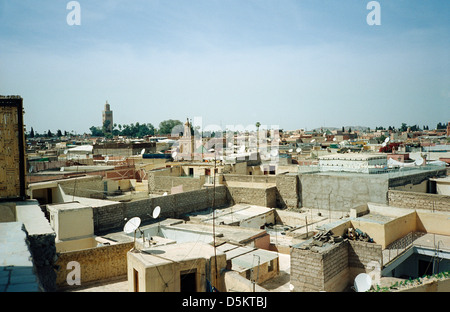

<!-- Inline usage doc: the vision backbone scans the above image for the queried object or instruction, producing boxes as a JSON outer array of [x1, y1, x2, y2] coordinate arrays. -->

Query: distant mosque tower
[[178, 118, 194, 159], [102, 101, 113, 132]]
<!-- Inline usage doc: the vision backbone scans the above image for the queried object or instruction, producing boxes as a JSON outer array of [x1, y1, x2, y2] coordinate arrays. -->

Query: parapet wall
[[226, 185, 277, 208], [291, 240, 382, 292], [387, 190, 450, 212], [55, 242, 134, 290]]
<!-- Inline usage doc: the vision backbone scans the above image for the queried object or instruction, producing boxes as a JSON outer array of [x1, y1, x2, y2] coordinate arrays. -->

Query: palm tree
[[256, 122, 261, 151]]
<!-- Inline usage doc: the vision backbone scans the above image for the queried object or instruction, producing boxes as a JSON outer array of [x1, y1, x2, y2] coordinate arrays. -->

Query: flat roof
[[319, 153, 387, 161], [135, 241, 224, 267], [47, 201, 91, 211], [193, 204, 274, 226]]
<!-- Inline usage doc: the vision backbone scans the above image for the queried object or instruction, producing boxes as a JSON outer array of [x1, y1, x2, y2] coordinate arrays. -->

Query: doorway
[[180, 270, 197, 292]]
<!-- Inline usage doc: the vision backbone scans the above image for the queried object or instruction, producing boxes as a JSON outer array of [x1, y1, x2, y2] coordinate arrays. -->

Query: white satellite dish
[[385, 137, 390, 143], [381, 142, 386, 147], [105, 156, 109, 162], [270, 149, 278, 157], [163, 192, 168, 196], [288, 149, 293, 153], [172, 151, 177, 158], [123, 217, 141, 234], [415, 157, 424, 166], [152, 206, 161, 219], [296, 148, 302, 153], [354, 273, 372, 292], [311, 139, 315, 143], [333, 138, 337, 141], [140, 148, 145, 155], [238, 145, 245, 153]]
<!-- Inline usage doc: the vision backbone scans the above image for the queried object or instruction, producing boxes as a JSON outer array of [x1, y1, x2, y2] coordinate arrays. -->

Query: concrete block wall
[[93, 185, 229, 234], [387, 190, 450, 212], [388, 168, 447, 189], [322, 241, 349, 284], [299, 173, 389, 211], [290, 247, 324, 292], [291, 240, 383, 292], [348, 240, 382, 269]]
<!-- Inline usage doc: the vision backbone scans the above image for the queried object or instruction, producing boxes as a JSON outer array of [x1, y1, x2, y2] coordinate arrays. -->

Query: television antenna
[[353, 273, 372, 292], [153, 206, 162, 235], [123, 217, 142, 251]]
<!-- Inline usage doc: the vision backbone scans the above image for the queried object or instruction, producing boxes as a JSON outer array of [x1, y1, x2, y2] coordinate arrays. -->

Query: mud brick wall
[[226, 186, 277, 208], [276, 173, 299, 209], [290, 247, 325, 292], [388, 190, 450, 212], [55, 242, 134, 289]]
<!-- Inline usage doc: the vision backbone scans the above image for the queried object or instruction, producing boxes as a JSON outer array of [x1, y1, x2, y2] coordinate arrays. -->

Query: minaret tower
[[102, 101, 113, 132]]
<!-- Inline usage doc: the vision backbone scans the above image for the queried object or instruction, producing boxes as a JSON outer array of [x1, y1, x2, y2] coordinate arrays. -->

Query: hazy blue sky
[[0, 0, 448, 134]]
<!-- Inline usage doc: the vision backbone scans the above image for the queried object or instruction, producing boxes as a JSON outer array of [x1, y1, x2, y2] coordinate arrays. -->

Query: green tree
[[56, 129, 63, 137], [89, 126, 104, 137], [159, 119, 183, 135], [29, 127, 35, 138], [102, 119, 111, 134]]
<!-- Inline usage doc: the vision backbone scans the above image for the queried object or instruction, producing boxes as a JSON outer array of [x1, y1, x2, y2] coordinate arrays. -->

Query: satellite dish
[[289, 149, 293, 153], [270, 149, 278, 157], [163, 192, 168, 196], [333, 138, 337, 141], [152, 206, 161, 219], [140, 148, 145, 155], [381, 142, 386, 147], [105, 156, 109, 162], [64, 150, 68, 154], [123, 217, 141, 234], [415, 157, 424, 166], [385, 137, 390, 143], [238, 145, 245, 153], [311, 139, 315, 143], [172, 151, 177, 158], [354, 273, 372, 292], [296, 148, 302, 153]]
